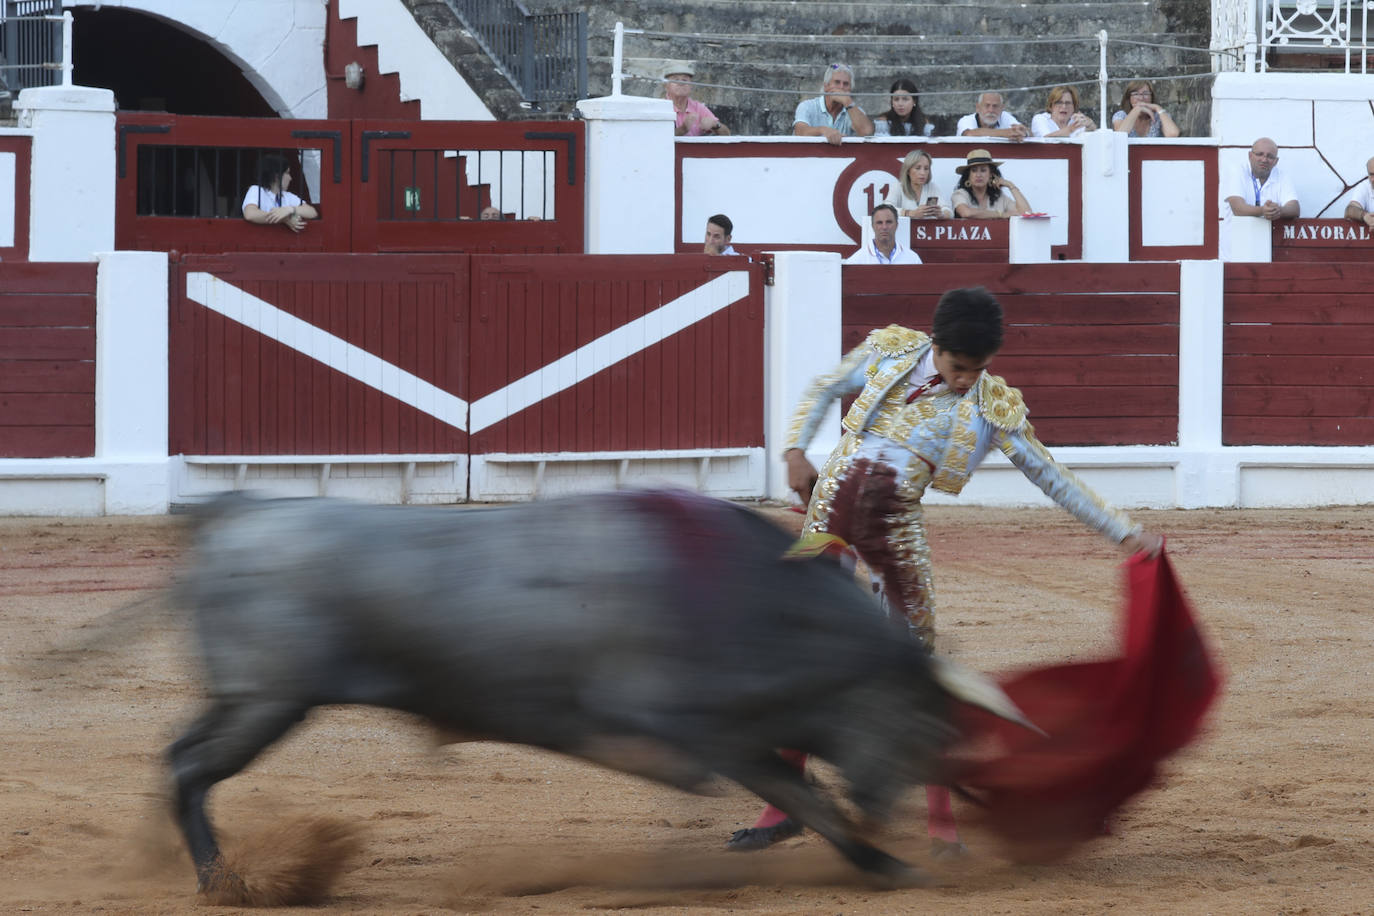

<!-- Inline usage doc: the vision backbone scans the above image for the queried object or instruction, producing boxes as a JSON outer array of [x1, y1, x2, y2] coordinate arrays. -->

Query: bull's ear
[[929, 655, 1047, 737]]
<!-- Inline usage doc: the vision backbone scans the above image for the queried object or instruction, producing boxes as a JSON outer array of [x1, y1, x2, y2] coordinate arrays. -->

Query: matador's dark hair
[[931, 287, 1004, 359]]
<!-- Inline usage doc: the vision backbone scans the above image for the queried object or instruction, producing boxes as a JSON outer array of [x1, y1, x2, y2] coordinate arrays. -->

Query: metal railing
[[0, 0, 65, 95], [441, 0, 587, 104], [1211, 0, 1373, 73]]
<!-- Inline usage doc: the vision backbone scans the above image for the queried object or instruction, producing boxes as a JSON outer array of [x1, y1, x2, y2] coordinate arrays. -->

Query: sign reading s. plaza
[[914, 223, 995, 241]]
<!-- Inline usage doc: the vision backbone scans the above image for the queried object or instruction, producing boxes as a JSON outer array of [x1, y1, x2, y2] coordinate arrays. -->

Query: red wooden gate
[[1223, 262, 1374, 445], [0, 263, 97, 457], [117, 114, 584, 256], [842, 263, 1181, 446], [168, 253, 765, 460], [170, 254, 469, 455]]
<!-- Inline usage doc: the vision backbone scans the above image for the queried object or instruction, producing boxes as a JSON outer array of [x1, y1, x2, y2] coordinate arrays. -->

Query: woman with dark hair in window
[[242, 154, 319, 232], [872, 78, 933, 137]]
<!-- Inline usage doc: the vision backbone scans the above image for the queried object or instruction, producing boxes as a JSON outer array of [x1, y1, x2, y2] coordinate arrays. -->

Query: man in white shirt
[[1223, 137, 1299, 221], [1343, 156, 1374, 230], [846, 204, 922, 264], [956, 92, 1028, 142]]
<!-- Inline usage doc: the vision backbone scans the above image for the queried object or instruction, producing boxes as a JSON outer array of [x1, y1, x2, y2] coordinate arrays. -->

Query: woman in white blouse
[[1030, 85, 1096, 138], [884, 149, 951, 219]]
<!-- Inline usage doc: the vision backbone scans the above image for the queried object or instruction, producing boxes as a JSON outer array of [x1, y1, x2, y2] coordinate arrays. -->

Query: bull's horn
[[929, 655, 1047, 737]]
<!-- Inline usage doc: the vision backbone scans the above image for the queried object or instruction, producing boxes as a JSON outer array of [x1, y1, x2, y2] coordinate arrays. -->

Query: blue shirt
[[794, 95, 857, 134]]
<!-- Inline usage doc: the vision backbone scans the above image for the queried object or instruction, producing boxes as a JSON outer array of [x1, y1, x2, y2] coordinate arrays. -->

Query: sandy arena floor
[[1, 504, 1371, 915]]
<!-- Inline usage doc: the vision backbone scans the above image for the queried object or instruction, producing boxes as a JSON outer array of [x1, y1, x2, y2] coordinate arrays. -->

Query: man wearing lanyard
[[846, 204, 923, 264], [1224, 137, 1299, 221]]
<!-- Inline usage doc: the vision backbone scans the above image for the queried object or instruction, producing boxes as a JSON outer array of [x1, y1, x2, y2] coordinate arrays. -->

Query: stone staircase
[[406, 0, 1214, 135]]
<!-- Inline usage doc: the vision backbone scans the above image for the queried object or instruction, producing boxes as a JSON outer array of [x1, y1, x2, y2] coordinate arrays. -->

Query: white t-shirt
[[1347, 180, 1374, 212], [1221, 163, 1298, 216], [956, 110, 1022, 135], [845, 241, 923, 264], [242, 186, 304, 214], [1030, 111, 1087, 138], [883, 180, 951, 217]]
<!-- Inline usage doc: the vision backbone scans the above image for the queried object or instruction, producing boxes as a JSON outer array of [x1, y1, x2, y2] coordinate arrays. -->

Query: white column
[[1223, 215, 1273, 262], [764, 251, 843, 501], [15, 86, 116, 262], [1175, 259, 1234, 507], [95, 251, 170, 513], [1008, 215, 1053, 263], [1079, 129, 1130, 262], [576, 95, 676, 253]]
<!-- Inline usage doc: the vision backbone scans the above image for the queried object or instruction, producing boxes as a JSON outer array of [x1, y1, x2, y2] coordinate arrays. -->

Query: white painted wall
[[1213, 72, 1374, 217], [337, 0, 493, 120], [15, 85, 115, 262]]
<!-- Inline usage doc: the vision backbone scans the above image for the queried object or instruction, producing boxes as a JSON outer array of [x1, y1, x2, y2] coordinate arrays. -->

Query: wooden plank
[[0, 425, 95, 458], [1032, 415, 1177, 446], [843, 262, 1181, 297], [1223, 416, 1374, 446], [1225, 323, 1374, 355], [0, 328, 95, 361], [0, 360, 94, 393], [0, 392, 95, 425], [1224, 262, 1374, 293], [1002, 324, 1178, 355], [1226, 354, 1374, 386], [0, 295, 96, 328], [1225, 293, 1374, 325], [624, 278, 647, 452], [0, 264, 97, 294], [1016, 385, 1178, 417], [844, 293, 1180, 327], [993, 355, 1179, 387], [609, 279, 629, 452], [1224, 385, 1374, 417]]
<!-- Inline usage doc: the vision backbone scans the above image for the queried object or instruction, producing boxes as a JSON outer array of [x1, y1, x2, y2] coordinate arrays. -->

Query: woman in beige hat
[[663, 63, 730, 136], [951, 149, 1031, 218]]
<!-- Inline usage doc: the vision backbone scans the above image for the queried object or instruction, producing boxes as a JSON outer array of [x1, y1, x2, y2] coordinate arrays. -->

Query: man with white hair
[[793, 63, 874, 145], [956, 91, 1028, 142], [663, 62, 729, 136]]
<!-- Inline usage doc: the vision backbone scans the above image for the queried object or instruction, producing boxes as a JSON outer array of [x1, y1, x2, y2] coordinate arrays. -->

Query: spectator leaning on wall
[[793, 63, 874, 146]]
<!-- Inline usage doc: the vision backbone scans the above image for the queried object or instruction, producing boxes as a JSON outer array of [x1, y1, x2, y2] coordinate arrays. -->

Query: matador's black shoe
[[724, 818, 804, 851]]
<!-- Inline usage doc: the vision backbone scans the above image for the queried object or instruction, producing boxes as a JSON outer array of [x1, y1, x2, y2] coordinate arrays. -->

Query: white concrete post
[[1008, 215, 1053, 263], [1224, 215, 1273, 261], [95, 251, 170, 513], [1079, 128, 1130, 262], [15, 86, 116, 262], [1175, 259, 1234, 507], [575, 95, 676, 254], [764, 251, 843, 501]]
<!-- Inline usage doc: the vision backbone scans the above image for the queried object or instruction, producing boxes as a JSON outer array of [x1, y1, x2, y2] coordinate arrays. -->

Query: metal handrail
[[440, 0, 587, 104]]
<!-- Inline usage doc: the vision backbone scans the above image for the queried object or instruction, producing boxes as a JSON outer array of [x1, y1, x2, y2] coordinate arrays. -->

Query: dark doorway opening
[[71, 7, 278, 116]]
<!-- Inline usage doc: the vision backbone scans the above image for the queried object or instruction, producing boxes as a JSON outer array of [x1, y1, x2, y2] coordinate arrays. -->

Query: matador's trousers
[[803, 433, 937, 650]]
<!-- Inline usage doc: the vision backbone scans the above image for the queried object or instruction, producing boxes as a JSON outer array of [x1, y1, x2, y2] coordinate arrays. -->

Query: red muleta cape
[[951, 547, 1223, 862]]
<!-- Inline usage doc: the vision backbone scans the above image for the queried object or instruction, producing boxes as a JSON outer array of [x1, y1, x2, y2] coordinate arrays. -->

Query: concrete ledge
[[471, 448, 765, 501], [175, 455, 466, 505]]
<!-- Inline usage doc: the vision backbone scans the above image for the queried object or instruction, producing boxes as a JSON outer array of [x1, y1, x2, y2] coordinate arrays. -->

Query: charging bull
[[170, 490, 1029, 895]]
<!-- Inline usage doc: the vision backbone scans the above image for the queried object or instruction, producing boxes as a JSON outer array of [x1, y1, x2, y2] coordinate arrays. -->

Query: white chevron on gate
[[185, 270, 752, 434]]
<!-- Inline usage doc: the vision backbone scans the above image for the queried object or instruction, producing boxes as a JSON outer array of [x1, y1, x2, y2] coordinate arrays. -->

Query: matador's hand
[[785, 449, 819, 507], [1122, 530, 1164, 558]]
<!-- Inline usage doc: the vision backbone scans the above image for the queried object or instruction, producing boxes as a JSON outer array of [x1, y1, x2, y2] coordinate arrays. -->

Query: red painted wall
[[0, 264, 97, 457], [1223, 263, 1374, 445], [325, 1, 420, 120], [842, 263, 1181, 446]]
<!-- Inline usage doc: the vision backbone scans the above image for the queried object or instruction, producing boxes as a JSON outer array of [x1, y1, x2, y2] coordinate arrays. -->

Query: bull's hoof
[[724, 818, 803, 851], [929, 838, 969, 859]]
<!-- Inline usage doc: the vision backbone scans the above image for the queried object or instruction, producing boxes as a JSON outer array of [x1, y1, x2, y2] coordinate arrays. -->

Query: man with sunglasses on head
[[1223, 137, 1298, 222], [794, 63, 874, 146]]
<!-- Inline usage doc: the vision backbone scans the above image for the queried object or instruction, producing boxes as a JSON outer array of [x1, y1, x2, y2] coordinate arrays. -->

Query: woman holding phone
[[884, 149, 952, 219]]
